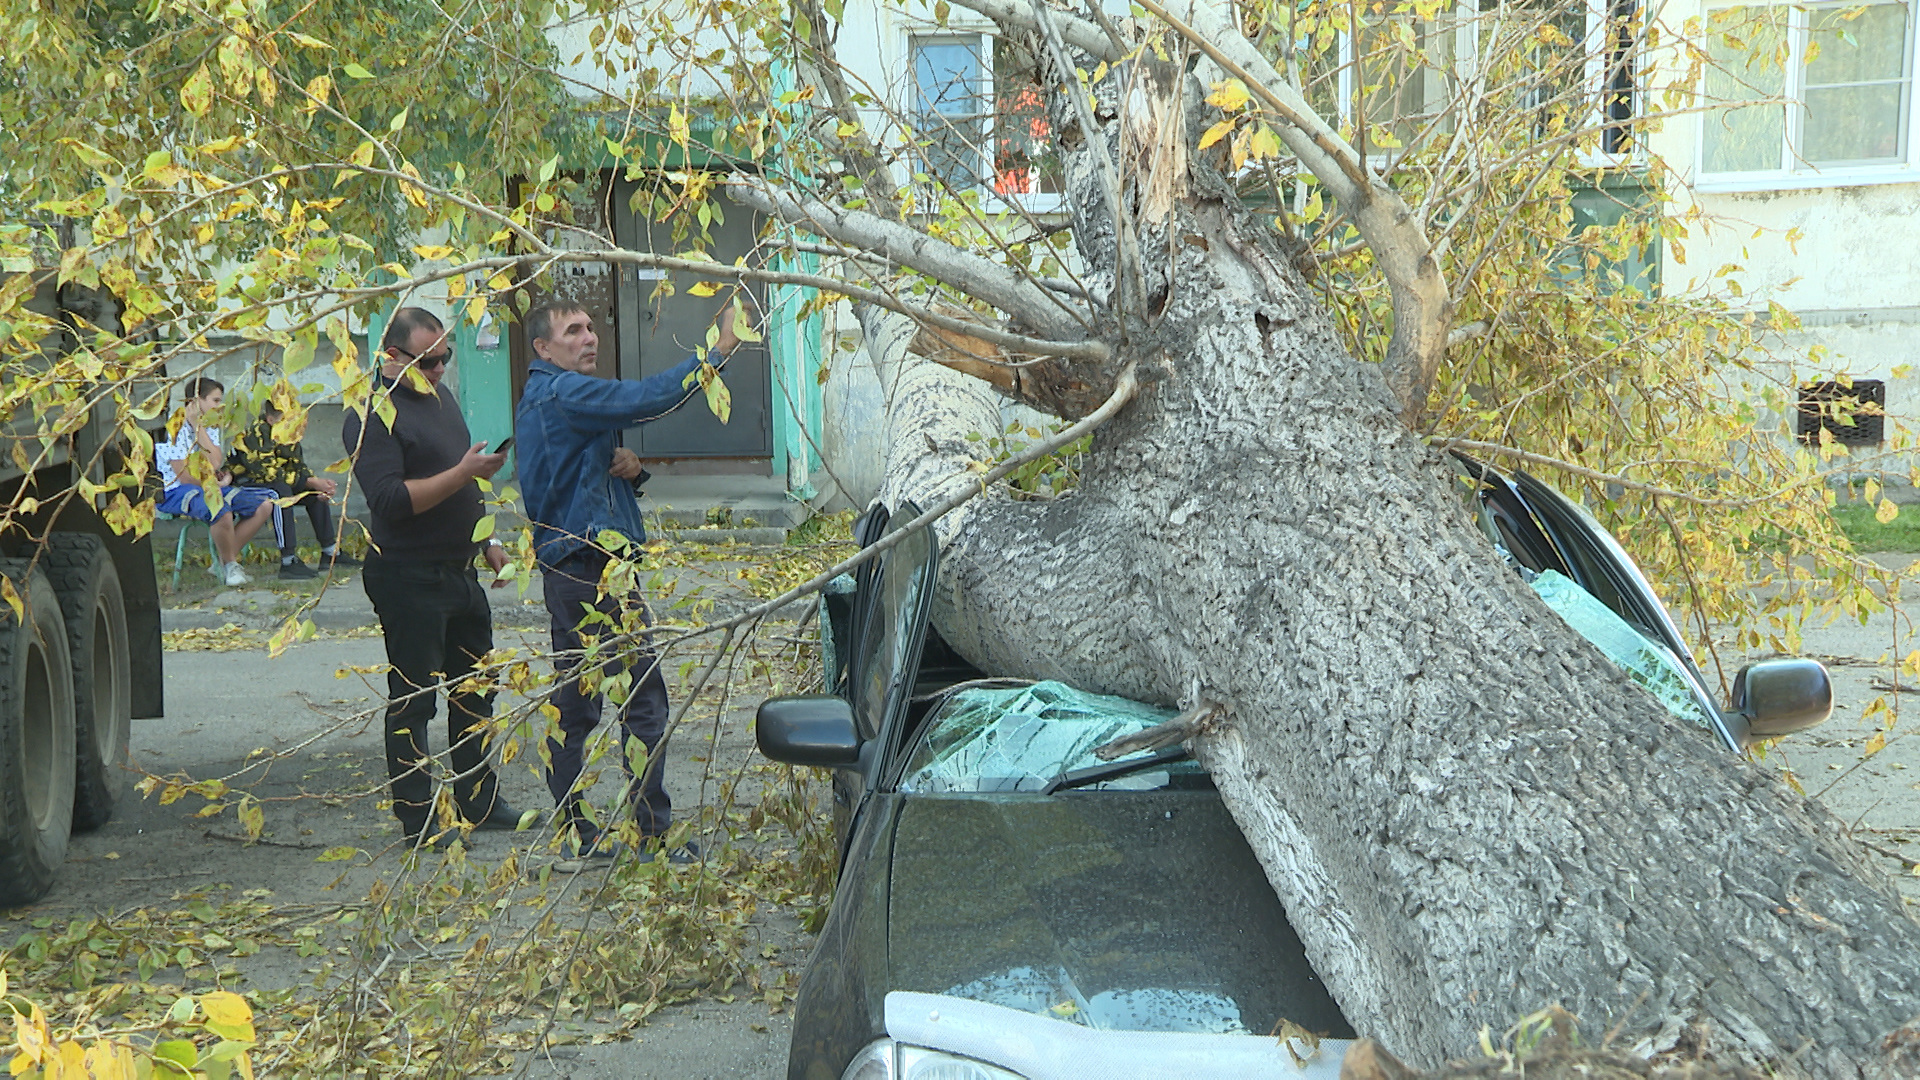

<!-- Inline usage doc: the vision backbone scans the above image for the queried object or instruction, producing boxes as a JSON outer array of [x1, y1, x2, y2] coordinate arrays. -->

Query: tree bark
[[784, 16, 1920, 1077]]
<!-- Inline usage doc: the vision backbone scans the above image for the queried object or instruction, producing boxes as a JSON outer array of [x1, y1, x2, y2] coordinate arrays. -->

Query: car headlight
[[841, 1039, 1026, 1080]]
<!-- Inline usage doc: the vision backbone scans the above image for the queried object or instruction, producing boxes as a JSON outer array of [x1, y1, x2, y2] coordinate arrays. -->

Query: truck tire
[[0, 561, 77, 907], [44, 534, 131, 831]]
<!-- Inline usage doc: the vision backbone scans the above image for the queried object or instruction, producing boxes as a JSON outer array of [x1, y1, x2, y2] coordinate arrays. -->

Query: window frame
[[905, 27, 1068, 214], [1320, 0, 1643, 170], [1693, 0, 1920, 192]]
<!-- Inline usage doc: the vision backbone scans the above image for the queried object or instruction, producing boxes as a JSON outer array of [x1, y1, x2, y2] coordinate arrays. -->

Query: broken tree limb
[[1093, 701, 1225, 760], [728, 178, 1094, 342]]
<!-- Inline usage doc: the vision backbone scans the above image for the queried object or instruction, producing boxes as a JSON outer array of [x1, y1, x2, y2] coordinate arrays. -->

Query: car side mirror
[[1732, 659, 1833, 741], [756, 695, 863, 767]]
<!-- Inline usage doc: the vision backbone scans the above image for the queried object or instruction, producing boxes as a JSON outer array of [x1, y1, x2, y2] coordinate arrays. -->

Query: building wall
[[1644, 3, 1920, 464]]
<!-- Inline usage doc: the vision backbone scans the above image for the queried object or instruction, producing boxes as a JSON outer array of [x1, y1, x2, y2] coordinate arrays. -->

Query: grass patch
[[1831, 501, 1920, 552]]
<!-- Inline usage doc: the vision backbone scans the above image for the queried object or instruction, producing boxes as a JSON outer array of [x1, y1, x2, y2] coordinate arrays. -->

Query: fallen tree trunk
[[830, 107, 1920, 1080], [750, 4, 1920, 1073]]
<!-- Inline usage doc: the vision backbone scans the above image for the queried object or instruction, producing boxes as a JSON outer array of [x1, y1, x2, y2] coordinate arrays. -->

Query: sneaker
[[323, 550, 364, 569], [222, 562, 251, 586], [278, 560, 319, 580]]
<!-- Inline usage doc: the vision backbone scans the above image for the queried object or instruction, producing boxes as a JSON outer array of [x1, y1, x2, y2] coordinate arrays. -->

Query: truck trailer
[[0, 262, 166, 907]]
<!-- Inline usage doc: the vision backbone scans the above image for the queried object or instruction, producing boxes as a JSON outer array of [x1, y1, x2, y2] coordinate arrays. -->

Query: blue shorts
[[159, 484, 279, 524]]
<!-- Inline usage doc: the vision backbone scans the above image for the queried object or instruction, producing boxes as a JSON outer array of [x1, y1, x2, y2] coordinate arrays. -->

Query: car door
[[829, 503, 940, 855]]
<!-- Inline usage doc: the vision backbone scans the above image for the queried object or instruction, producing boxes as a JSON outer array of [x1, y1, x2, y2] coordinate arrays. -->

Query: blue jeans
[[542, 552, 672, 838]]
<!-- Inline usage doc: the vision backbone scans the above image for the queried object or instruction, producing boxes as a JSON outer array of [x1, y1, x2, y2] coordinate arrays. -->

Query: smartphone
[[489, 436, 515, 456]]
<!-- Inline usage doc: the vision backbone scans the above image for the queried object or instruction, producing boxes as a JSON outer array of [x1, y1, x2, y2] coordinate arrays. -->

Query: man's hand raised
[[460, 442, 507, 481]]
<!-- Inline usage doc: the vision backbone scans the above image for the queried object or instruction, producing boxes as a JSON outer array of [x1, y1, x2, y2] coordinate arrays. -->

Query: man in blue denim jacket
[[515, 298, 737, 865]]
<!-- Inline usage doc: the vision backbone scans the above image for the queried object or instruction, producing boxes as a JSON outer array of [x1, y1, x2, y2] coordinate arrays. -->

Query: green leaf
[[342, 62, 375, 80], [389, 107, 409, 133], [471, 515, 496, 542], [283, 329, 317, 372], [538, 154, 559, 182]]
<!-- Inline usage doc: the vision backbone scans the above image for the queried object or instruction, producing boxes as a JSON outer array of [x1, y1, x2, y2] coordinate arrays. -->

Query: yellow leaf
[[302, 74, 332, 116], [1863, 732, 1886, 758], [1198, 118, 1236, 150], [687, 281, 719, 297], [702, 368, 731, 424], [1205, 78, 1250, 111], [1247, 125, 1281, 160], [1876, 498, 1898, 524], [0, 575, 20, 625], [199, 990, 256, 1043], [182, 64, 214, 118], [730, 296, 762, 343]]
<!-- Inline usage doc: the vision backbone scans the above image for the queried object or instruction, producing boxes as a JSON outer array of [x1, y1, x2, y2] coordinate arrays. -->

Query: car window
[[1530, 570, 1710, 728], [898, 681, 1205, 793], [849, 507, 937, 741], [1454, 457, 1723, 734]]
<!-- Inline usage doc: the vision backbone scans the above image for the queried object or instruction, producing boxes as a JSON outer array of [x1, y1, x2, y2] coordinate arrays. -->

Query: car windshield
[[898, 681, 1206, 794]]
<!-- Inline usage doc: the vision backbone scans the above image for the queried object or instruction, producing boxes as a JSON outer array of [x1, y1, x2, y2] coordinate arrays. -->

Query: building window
[[1797, 379, 1887, 446], [910, 34, 1063, 199], [1309, 0, 1638, 164], [1701, 0, 1915, 181]]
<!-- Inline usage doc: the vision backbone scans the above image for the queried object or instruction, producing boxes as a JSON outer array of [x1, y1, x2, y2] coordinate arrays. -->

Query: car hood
[[887, 791, 1353, 1039]]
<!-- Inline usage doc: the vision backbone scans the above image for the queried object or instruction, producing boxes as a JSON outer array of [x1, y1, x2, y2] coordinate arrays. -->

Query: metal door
[[610, 180, 771, 458]]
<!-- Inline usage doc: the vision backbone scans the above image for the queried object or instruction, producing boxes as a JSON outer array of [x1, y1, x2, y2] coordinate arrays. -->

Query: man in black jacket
[[343, 306, 525, 849]]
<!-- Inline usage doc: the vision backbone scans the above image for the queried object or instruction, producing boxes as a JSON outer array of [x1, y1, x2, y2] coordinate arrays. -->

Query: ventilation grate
[[1797, 379, 1886, 447]]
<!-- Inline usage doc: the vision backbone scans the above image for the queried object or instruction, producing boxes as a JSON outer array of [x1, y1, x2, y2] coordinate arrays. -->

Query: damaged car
[[756, 458, 1833, 1080]]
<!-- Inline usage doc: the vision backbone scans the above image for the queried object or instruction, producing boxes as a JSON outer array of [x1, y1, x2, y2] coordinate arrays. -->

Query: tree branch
[[943, 0, 1122, 61], [728, 178, 1095, 342]]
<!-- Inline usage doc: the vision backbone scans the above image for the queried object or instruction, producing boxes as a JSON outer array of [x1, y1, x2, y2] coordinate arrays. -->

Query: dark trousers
[[363, 556, 501, 834], [267, 482, 336, 558], [542, 554, 672, 838]]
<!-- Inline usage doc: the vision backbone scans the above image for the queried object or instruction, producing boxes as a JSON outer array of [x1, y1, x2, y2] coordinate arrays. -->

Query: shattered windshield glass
[[899, 681, 1204, 794], [1529, 570, 1710, 728]]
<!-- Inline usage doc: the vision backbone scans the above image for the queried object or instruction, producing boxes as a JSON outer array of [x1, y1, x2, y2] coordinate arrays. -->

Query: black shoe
[[278, 560, 319, 580], [468, 801, 534, 831], [323, 550, 363, 569]]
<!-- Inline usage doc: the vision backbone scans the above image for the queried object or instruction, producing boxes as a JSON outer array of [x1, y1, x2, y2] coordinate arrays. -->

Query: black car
[[756, 460, 1833, 1080]]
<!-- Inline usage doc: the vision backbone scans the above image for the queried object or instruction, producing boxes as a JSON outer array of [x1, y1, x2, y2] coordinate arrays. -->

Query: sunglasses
[[393, 345, 453, 369]]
